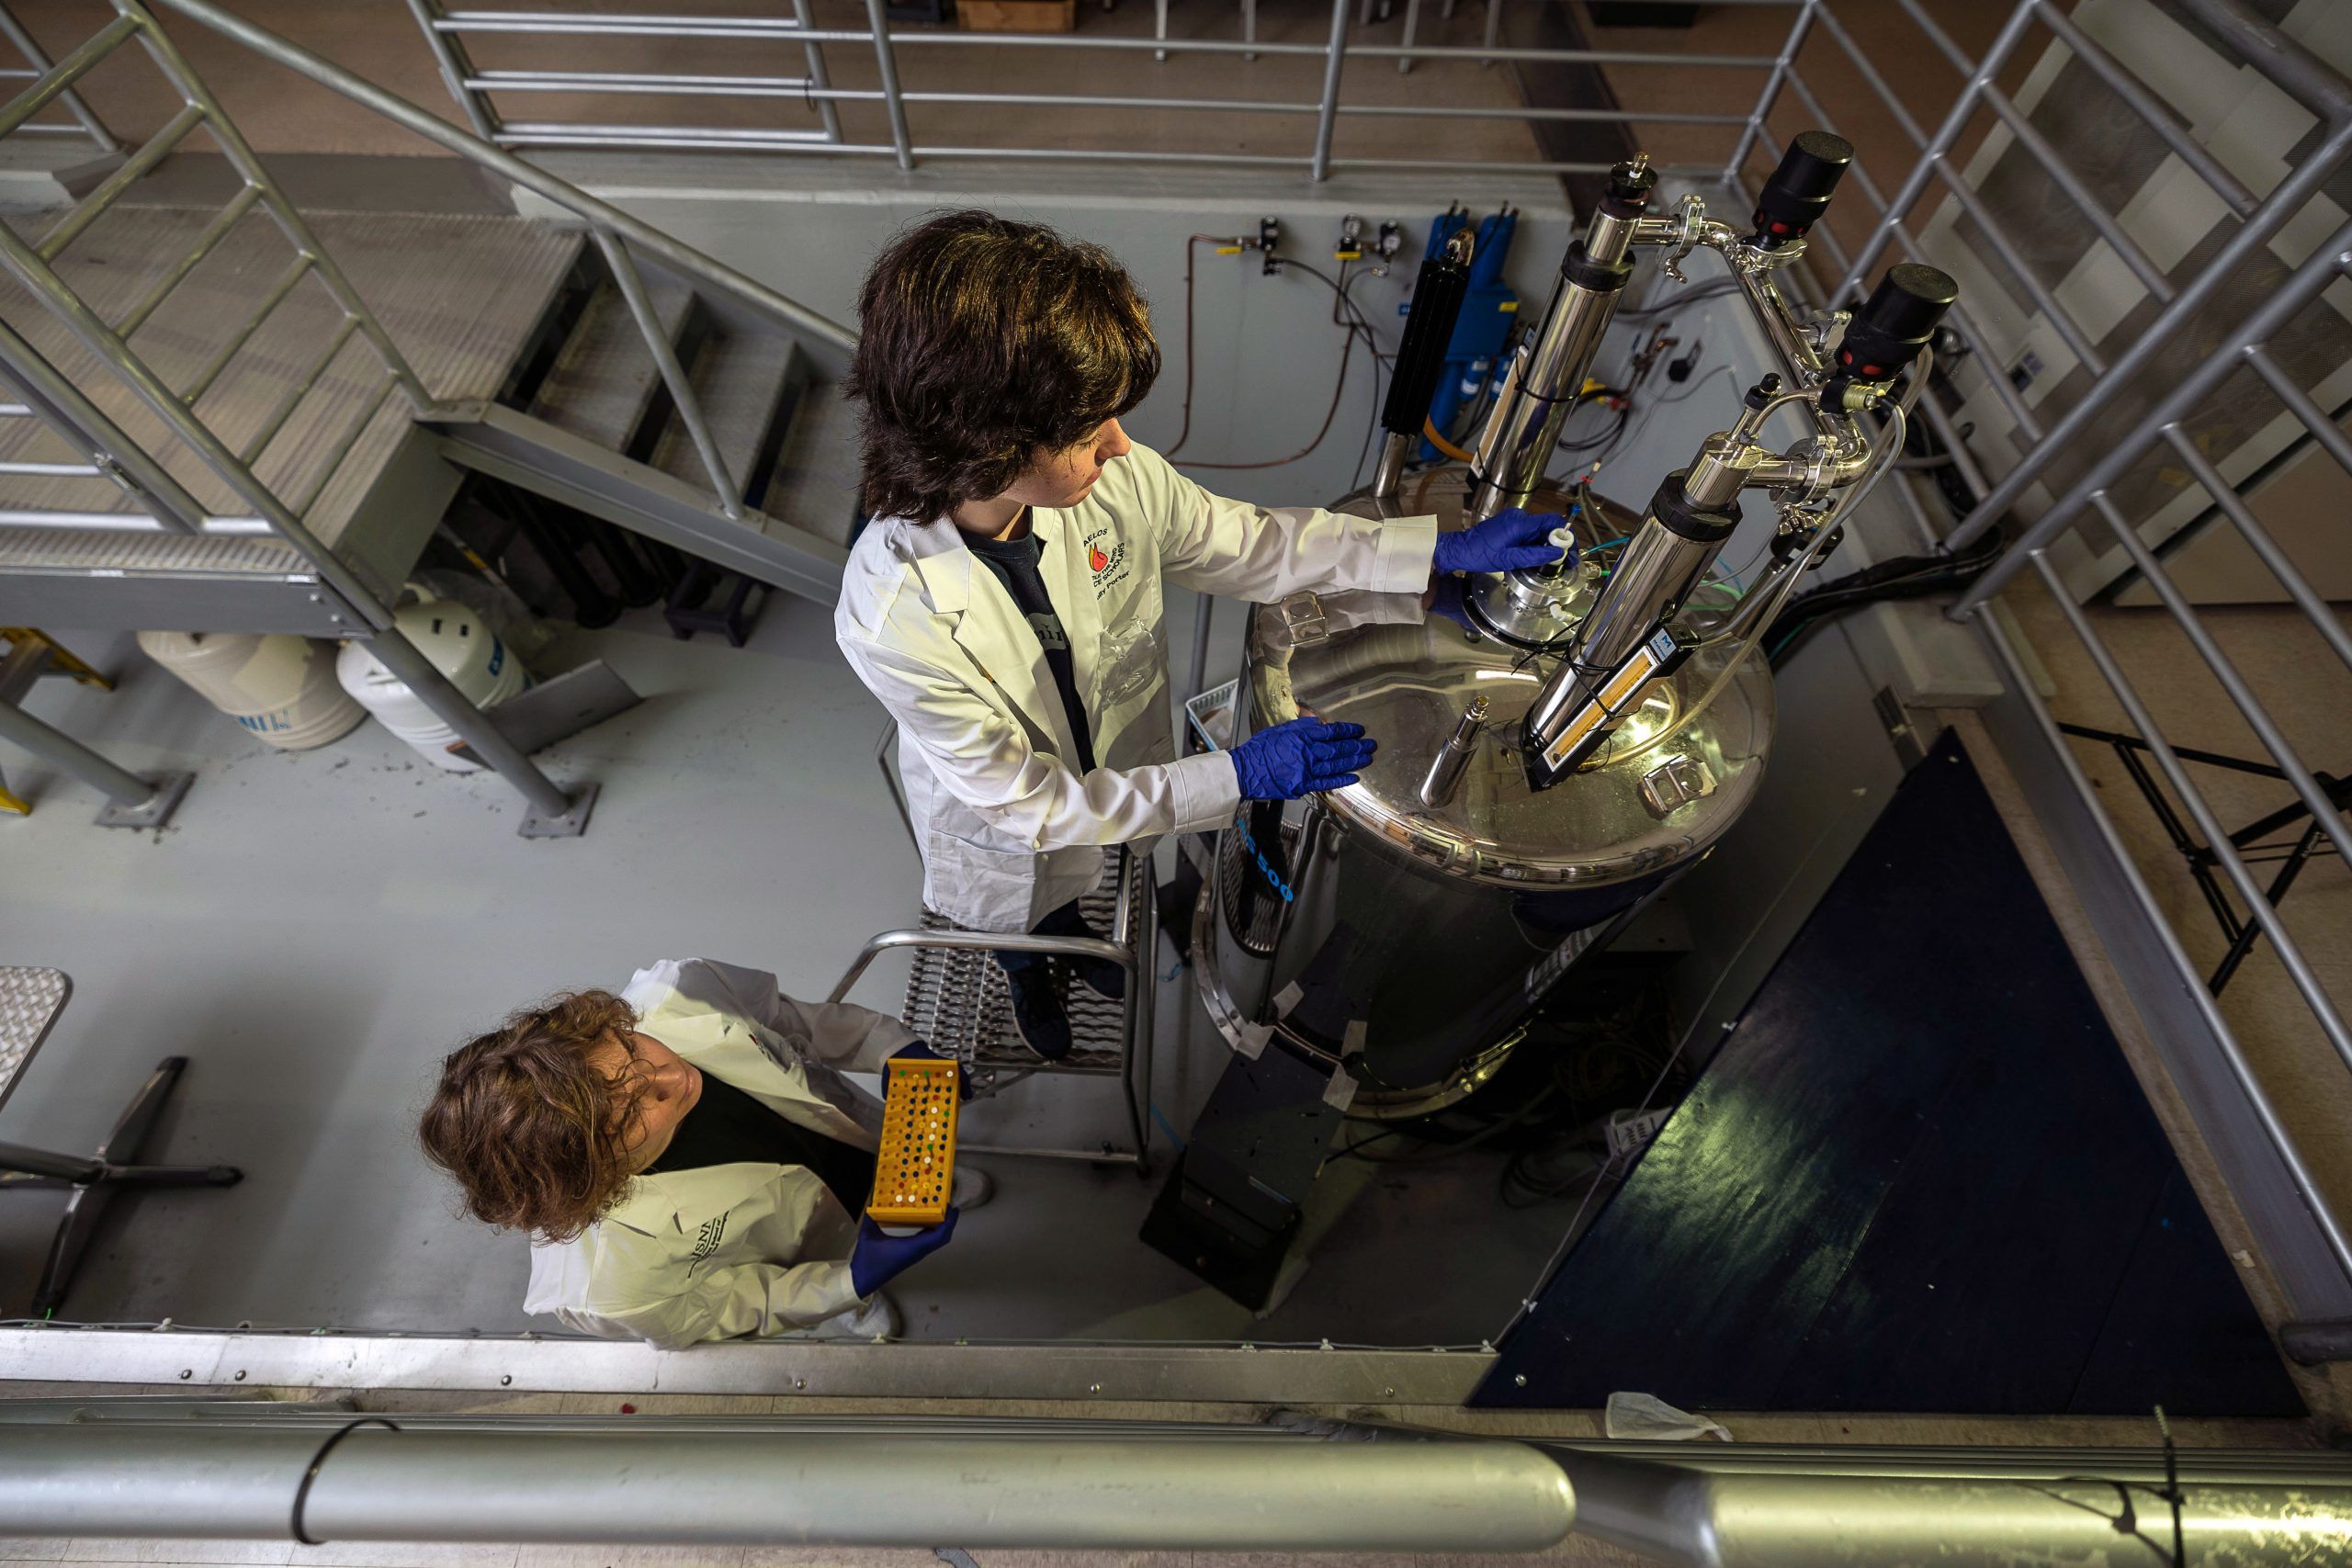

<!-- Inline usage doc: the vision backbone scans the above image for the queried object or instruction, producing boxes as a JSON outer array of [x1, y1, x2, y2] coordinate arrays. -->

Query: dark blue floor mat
[[1472, 727, 2301, 1416]]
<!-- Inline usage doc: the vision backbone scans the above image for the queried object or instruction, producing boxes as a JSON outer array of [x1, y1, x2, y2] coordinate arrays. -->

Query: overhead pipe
[[6, 1422, 2349, 1562], [0, 1427, 1574, 1552]]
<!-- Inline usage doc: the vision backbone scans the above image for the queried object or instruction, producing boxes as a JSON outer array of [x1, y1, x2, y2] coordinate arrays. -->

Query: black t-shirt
[[643, 1070, 877, 1217], [966, 517, 1098, 774]]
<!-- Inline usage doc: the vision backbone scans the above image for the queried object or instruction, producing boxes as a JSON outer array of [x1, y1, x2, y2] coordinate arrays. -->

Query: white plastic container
[[334, 598, 530, 772], [137, 630, 368, 751]]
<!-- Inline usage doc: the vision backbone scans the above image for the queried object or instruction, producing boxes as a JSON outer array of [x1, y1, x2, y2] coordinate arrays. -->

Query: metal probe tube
[[1467, 195, 1646, 521], [1419, 695, 1488, 807]]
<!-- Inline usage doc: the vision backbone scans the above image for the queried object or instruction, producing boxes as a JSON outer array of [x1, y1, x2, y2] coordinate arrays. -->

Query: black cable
[[1614, 277, 1743, 319], [290, 1417, 401, 1545], [1763, 526, 2004, 667]]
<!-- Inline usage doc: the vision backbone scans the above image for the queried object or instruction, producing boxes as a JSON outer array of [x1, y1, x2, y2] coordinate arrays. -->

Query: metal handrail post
[[1722, 0, 1812, 185], [1973, 613, 2352, 1288], [787, 0, 843, 145], [1832, 0, 2033, 300], [2023, 548, 2352, 1073], [591, 227, 742, 517], [140, 0, 857, 354], [0, 1, 119, 152], [1309, 0, 1349, 182], [2028, 0, 2255, 217], [0, 316, 207, 533], [114, 1, 441, 414], [1952, 212, 2352, 601], [2081, 491, 2352, 870], [2153, 426, 2352, 675], [1940, 119, 2352, 546], [862, 0, 912, 173], [401, 0, 498, 141]]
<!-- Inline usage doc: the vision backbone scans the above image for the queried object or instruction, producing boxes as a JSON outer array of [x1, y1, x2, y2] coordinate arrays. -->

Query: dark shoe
[[1065, 951, 1127, 1003], [1002, 962, 1073, 1062]]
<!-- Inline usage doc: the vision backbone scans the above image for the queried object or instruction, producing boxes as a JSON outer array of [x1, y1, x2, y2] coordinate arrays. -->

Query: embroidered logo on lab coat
[[1084, 528, 1130, 596], [691, 1213, 729, 1259]]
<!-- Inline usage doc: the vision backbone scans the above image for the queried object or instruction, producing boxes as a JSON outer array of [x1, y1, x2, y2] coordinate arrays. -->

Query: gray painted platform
[[0, 594, 1566, 1346]]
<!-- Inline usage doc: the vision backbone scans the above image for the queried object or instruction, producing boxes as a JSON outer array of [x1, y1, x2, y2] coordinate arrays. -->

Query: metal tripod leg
[[0, 1056, 243, 1317]]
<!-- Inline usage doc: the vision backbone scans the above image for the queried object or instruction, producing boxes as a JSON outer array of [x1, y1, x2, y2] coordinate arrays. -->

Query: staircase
[[0, 201, 858, 633], [0, 0, 863, 832]]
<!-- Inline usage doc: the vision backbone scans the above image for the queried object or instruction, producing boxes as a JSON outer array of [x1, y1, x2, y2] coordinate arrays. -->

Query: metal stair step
[[760, 377, 862, 551], [650, 327, 804, 513], [528, 275, 697, 453]]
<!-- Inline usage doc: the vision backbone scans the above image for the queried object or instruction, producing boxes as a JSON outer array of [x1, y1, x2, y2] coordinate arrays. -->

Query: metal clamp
[[1637, 753, 1716, 819]]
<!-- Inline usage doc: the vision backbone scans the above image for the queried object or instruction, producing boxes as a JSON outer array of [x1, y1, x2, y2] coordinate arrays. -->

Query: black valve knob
[[1601, 153, 1658, 219], [1751, 130, 1852, 249], [1831, 262, 1960, 387]]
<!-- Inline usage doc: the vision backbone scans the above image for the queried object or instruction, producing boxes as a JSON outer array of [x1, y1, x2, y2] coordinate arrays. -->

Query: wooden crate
[[956, 0, 1076, 31]]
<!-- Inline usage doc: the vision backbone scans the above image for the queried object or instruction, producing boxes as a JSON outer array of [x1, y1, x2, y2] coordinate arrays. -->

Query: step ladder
[[828, 847, 1159, 1171], [0, 0, 862, 835]]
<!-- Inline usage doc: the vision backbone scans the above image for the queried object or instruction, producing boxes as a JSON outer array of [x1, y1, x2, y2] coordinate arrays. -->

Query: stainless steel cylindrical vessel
[[1193, 473, 1773, 1116]]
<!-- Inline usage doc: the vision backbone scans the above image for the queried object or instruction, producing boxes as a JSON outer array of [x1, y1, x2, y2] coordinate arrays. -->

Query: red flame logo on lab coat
[[1089, 545, 1111, 574]]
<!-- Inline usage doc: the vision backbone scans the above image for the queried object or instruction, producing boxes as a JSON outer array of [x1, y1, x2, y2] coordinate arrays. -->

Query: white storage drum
[[137, 630, 368, 751], [334, 598, 530, 772]]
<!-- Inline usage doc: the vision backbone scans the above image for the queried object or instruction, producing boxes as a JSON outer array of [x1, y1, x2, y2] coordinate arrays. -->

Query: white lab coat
[[522, 957, 918, 1349], [835, 442, 1439, 932]]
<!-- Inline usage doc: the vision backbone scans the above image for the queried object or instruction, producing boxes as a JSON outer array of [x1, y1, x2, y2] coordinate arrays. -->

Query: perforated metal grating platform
[[0, 965, 67, 1112], [899, 849, 1141, 1077]]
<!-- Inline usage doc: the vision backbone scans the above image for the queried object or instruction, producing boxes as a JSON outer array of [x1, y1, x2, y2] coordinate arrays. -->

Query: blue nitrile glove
[[1229, 716, 1374, 799], [1432, 508, 1569, 576], [890, 1039, 972, 1101], [1428, 575, 1476, 634], [850, 1205, 960, 1298]]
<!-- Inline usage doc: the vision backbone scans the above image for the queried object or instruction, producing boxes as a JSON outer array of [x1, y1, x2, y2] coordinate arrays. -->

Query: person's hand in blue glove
[[1230, 715, 1374, 799], [850, 1206, 959, 1298], [1427, 575, 1476, 634], [889, 1039, 972, 1101], [1432, 508, 1570, 577]]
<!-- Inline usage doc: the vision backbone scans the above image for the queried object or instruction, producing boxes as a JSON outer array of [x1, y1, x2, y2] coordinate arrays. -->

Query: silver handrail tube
[[1552, 1445, 2352, 1567], [0, 1427, 1577, 1551], [139, 0, 857, 355]]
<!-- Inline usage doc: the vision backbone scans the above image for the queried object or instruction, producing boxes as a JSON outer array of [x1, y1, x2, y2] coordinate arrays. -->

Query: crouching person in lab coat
[[835, 210, 1566, 1060], [420, 957, 986, 1348]]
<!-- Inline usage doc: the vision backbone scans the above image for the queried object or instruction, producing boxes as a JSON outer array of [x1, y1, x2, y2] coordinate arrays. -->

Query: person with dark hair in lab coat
[[420, 958, 985, 1349], [836, 209, 1564, 1060]]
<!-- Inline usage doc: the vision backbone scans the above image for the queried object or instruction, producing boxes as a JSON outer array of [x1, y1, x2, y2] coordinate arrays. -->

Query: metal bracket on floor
[[93, 772, 194, 830], [518, 781, 599, 840]]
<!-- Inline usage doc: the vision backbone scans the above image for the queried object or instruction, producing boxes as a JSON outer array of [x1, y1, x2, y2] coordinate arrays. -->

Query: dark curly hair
[[419, 989, 651, 1241], [844, 209, 1160, 524]]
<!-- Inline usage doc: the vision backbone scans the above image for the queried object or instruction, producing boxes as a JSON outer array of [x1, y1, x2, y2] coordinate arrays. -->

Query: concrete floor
[[0, 589, 1576, 1346]]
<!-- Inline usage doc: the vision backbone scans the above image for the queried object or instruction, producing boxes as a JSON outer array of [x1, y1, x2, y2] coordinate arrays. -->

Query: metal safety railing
[[1724, 0, 2352, 1315], [399, 0, 1811, 181], [0, 0, 855, 827], [0, 1, 119, 152]]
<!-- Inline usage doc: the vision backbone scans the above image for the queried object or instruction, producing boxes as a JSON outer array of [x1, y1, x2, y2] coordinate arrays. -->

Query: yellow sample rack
[[867, 1056, 958, 1226]]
